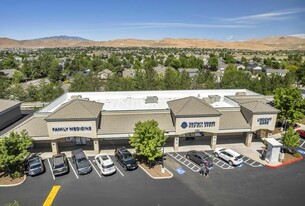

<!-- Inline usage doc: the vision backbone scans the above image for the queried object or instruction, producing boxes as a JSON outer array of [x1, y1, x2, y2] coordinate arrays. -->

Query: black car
[[25, 154, 45, 176], [186, 151, 213, 168], [71, 149, 92, 175], [114, 147, 138, 171], [51, 153, 69, 176]]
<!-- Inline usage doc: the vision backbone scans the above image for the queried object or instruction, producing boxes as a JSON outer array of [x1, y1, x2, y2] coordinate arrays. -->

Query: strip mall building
[[1, 89, 280, 154]]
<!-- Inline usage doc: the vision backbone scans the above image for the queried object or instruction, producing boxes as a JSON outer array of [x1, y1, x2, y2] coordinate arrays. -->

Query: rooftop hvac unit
[[71, 95, 82, 100], [235, 92, 246, 96], [208, 95, 220, 103], [145, 96, 158, 104]]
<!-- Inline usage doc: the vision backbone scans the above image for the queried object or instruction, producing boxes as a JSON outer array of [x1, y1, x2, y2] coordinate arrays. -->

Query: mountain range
[[0, 35, 305, 50]]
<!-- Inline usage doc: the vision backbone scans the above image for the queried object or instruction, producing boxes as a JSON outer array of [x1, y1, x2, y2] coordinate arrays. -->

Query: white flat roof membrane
[[39, 89, 259, 113]]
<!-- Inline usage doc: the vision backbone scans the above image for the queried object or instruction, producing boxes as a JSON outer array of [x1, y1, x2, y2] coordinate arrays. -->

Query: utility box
[[265, 138, 283, 164]]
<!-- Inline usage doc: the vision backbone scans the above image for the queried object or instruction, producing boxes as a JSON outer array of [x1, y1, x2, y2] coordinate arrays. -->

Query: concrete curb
[[138, 164, 173, 179], [0, 175, 27, 187], [264, 156, 303, 168]]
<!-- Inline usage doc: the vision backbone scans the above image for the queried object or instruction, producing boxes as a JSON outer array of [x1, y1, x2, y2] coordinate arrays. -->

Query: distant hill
[[34, 35, 89, 41], [1, 35, 305, 50]]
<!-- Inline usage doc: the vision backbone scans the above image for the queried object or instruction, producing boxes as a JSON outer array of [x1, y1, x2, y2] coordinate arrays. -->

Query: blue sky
[[1, 0, 305, 41]]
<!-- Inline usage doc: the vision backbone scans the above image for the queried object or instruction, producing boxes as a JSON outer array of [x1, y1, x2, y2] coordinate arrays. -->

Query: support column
[[51, 140, 58, 154], [245, 132, 253, 147], [210, 134, 217, 150], [266, 130, 272, 138], [93, 138, 100, 155], [174, 136, 179, 151]]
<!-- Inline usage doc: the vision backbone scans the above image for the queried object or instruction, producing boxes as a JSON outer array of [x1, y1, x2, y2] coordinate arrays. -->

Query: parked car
[[71, 149, 92, 175], [213, 148, 243, 166], [114, 147, 138, 171], [51, 153, 69, 176], [296, 129, 305, 138], [25, 154, 45, 176], [186, 150, 213, 168], [94, 153, 116, 175]]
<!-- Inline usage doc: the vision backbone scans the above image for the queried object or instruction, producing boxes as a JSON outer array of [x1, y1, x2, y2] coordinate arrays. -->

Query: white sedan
[[94, 153, 116, 175], [213, 148, 243, 166]]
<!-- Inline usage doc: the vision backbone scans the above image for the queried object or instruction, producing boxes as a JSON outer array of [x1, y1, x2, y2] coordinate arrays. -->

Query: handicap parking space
[[299, 138, 305, 150], [167, 152, 201, 172]]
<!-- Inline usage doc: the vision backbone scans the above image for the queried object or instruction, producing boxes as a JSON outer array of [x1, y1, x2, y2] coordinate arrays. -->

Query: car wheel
[[186, 154, 190, 159], [124, 165, 128, 171], [229, 161, 233, 166], [214, 153, 219, 158]]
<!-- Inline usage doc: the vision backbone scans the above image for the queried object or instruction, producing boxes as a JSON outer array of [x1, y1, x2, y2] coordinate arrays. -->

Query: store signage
[[257, 117, 272, 126], [52, 126, 92, 132], [181, 121, 215, 129]]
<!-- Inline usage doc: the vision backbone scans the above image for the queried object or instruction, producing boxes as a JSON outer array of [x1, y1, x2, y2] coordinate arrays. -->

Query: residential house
[[0, 69, 18, 79], [265, 68, 288, 77], [178, 68, 199, 77], [98, 69, 113, 80]]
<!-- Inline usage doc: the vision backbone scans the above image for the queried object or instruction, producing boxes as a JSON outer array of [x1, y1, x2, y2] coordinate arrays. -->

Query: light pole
[[161, 134, 166, 173]]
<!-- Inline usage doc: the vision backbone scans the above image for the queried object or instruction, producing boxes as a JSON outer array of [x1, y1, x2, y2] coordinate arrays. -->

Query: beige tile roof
[[239, 101, 279, 114], [0, 99, 20, 113], [167, 97, 221, 117], [45, 99, 103, 121], [229, 97, 269, 104], [98, 112, 175, 135], [9, 116, 48, 137], [219, 111, 250, 130]]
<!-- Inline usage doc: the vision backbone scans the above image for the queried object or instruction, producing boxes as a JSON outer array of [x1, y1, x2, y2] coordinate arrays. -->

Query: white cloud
[[122, 22, 252, 28], [289, 34, 305, 39], [224, 8, 305, 22]]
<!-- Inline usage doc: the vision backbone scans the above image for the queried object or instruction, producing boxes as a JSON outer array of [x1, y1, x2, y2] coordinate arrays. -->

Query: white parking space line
[[67, 158, 79, 179], [115, 166, 124, 176], [300, 140, 305, 148], [89, 159, 101, 178], [47, 158, 55, 180], [168, 152, 201, 172]]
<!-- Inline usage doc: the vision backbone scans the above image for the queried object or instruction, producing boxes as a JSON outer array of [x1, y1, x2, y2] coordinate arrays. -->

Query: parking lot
[[168, 150, 264, 173]]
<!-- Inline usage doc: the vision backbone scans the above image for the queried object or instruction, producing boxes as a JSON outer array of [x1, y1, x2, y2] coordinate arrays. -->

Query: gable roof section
[[0, 99, 20, 113], [239, 101, 279, 114], [45, 99, 103, 121], [219, 111, 250, 130], [167, 96, 221, 117]]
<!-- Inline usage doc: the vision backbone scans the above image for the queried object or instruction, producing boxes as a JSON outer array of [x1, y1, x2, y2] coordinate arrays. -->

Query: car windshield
[[30, 163, 41, 169], [102, 163, 114, 169], [123, 154, 133, 160], [101, 156, 109, 161], [54, 163, 65, 169], [235, 155, 243, 160], [199, 153, 209, 159], [77, 157, 87, 163]]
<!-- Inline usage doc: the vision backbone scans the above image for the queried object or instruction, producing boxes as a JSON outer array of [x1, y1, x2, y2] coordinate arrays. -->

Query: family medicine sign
[[52, 126, 92, 132], [47, 121, 97, 139]]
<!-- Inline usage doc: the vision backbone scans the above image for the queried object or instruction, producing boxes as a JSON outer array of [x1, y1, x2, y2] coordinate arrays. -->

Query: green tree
[[0, 130, 32, 178], [208, 56, 218, 70], [180, 70, 191, 90], [0, 76, 10, 98], [129, 120, 167, 165], [7, 84, 27, 101], [193, 70, 216, 89], [38, 81, 64, 102], [274, 87, 305, 125], [220, 69, 251, 89], [163, 68, 181, 90], [281, 127, 300, 151], [69, 74, 102, 92], [12, 71, 24, 84]]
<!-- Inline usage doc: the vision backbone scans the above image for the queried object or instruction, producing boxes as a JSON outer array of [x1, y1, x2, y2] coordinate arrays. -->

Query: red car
[[296, 129, 305, 138]]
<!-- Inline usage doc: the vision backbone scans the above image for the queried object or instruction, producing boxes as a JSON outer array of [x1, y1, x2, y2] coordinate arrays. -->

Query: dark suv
[[51, 153, 69, 176], [114, 147, 138, 171], [71, 149, 92, 175]]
